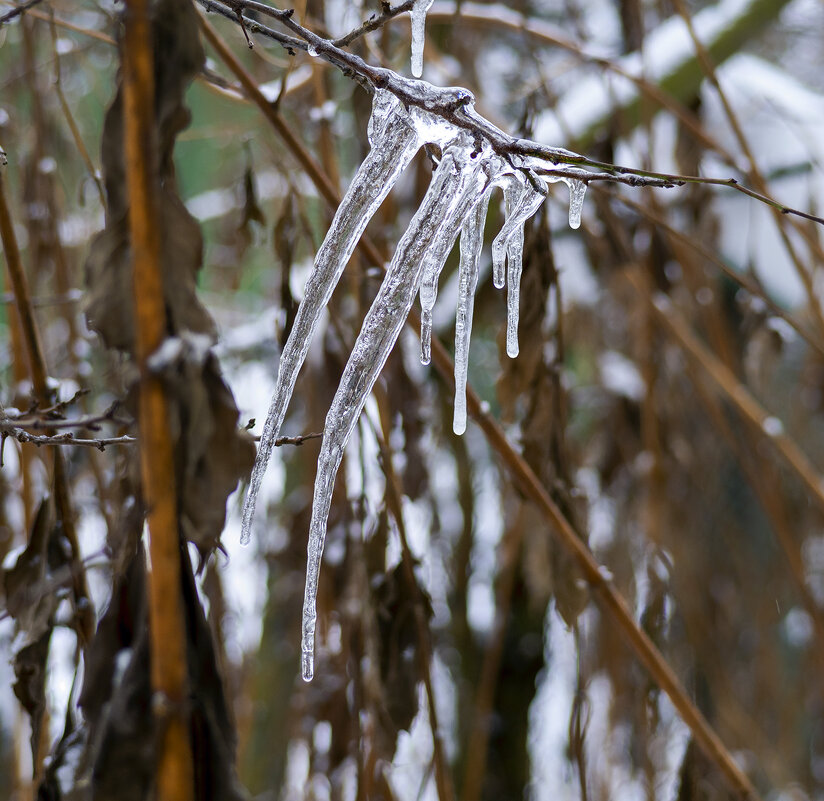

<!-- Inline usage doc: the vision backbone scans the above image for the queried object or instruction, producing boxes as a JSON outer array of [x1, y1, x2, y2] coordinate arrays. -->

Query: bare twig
[[0, 424, 136, 450], [5, 401, 130, 432], [122, 0, 194, 797], [332, 0, 413, 47], [0, 0, 44, 26]]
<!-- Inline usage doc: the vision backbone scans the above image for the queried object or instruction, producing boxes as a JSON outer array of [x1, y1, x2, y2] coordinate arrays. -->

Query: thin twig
[[0, 424, 136, 450], [332, 0, 413, 47], [0, 0, 44, 26], [202, 17, 763, 799]]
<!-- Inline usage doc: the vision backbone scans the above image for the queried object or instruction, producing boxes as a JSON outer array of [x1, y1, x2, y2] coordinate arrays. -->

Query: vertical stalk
[[121, 2, 193, 799], [0, 167, 95, 644]]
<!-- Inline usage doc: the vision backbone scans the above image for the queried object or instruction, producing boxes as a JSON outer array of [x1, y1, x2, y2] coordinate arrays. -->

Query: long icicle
[[301, 145, 485, 681], [241, 93, 419, 543], [453, 188, 490, 434], [419, 158, 486, 365]]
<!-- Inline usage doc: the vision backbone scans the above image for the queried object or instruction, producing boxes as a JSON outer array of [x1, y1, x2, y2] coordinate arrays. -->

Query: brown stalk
[[0, 166, 95, 644], [614, 191, 824, 358], [459, 513, 522, 801], [200, 17, 762, 799], [630, 271, 824, 518], [684, 359, 824, 669], [373, 386, 456, 801], [671, 0, 824, 336], [121, 1, 193, 798]]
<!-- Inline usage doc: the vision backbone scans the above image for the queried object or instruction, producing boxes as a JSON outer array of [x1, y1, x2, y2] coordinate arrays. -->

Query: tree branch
[[196, 0, 823, 226]]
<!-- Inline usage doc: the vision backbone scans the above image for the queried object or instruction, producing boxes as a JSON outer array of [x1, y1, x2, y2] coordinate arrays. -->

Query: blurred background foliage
[[2, 0, 824, 799]]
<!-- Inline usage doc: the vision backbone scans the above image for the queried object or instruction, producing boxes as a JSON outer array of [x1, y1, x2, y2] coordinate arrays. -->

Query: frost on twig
[[242, 77, 604, 681]]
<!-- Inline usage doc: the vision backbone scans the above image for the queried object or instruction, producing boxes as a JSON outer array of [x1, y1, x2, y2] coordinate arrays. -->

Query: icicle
[[453, 189, 490, 435], [492, 179, 519, 290], [566, 178, 586, 229], [301, 145, 485, 681], [491, 174, 546, 298], [419, 148, 479, 364], [420, 309, 433, 365], [410, 0, 434, 78], [506, 226, 524, 358], [241, 92, 420, 544]]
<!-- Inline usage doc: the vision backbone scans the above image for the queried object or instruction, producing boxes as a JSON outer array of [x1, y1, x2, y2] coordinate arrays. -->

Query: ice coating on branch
[[240, 91, 420, 544], [453, 189, 490, 434], [410, 0, 435, 78], [301, 144, 486, 681], [566, 178, 587, 229]]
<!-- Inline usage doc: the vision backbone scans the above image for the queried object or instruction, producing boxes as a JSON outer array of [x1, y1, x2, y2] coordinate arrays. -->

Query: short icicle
[[410, 0, 435, 78], [491, 173, 546, 295], [301, 145, 485, 681], [566, 178, 587, 229], [453, 189, 490, 434], [492, 178, 520, 290], [241, 92, 420, 544]]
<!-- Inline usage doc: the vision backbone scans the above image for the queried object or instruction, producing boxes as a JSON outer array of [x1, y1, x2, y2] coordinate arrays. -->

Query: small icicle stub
[[241, 80, 590, 682]]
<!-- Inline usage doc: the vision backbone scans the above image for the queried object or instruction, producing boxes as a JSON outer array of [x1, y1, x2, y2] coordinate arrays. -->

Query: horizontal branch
[[0, 423, 136, 452], [198, 0, 823, 226]]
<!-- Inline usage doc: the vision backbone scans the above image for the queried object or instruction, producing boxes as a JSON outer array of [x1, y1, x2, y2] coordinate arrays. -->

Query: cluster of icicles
[[241, 82, 588, 682]]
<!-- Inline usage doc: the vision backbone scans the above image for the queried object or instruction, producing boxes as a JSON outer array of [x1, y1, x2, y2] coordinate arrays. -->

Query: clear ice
[[453, 189, 490, 434], [410, 0, 435, 78], [241, 91, 420, 545], [242, 74, 595, 680], [301, 143, 486, 681], [566, 178, 586, 229]]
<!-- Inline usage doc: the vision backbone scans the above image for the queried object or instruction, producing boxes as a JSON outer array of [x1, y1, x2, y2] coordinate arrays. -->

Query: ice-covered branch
[[208, 0, 823, 683], [198, 0, 824, 226]]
